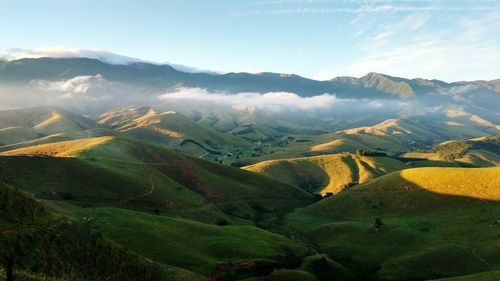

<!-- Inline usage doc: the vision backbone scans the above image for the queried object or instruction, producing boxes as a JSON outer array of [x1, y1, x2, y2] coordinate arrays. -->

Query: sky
[[1, 0, 499, 82]]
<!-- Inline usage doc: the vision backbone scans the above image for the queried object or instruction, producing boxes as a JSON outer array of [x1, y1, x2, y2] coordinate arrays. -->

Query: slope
[[0, 106, 98, 153], [0, 136, 312, 222], [402, 135, 500, 167], [99, 106, 249, 157], [311, 118, 499, 155], [243, 153, 408, 195], [0, 180, 206, 281], [0, 137, 314, 279], [286, 167, 500, 281]]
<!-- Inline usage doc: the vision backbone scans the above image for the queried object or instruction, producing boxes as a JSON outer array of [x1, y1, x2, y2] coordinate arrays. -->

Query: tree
[[4, 256, 13, 281], [373, 218, 385, 231]]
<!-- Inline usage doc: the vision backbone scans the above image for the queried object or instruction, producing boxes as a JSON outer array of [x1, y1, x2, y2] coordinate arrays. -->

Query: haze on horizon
[[1, 0, 500, 82]]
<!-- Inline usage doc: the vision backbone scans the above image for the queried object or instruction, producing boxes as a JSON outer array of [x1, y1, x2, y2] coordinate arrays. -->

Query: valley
[[0, 58, 499, 281]]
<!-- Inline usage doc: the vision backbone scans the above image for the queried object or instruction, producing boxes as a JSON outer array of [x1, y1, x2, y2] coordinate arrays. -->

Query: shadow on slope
[[0, 181, 206, 281], [285, 167, 500, 281], [0, 137, 312, 224]]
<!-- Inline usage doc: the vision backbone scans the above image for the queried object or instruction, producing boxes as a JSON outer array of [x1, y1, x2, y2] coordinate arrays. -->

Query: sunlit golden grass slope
[[0, 106, 95, 136], [305, 167, 500, 214], [402, 135, 500, 167], [310, 119, 498, 155], [0, 136, 113, 157], [98, 106, 249, 155], [243, 153, 408, 195]]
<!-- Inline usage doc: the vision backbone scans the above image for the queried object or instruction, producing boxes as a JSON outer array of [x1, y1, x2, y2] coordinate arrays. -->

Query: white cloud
[[157, 87, 414, 115], [158, 87, 341, 111], [234, 3, 497, 16], [0, 45, 143, 65], [33, 74, 106, 94]]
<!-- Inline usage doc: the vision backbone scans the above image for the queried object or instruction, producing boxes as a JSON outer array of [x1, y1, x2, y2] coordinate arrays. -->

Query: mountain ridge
[[2, 57, 499, 100]]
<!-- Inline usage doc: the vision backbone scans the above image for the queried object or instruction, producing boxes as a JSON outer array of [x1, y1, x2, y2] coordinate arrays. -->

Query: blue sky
[[1, 0, 499, 81]]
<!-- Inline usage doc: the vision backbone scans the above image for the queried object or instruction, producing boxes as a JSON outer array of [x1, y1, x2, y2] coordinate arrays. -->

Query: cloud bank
[[158, 87, 412, 114], [34, 74, 107, 94], [159, 87, 341, 111]]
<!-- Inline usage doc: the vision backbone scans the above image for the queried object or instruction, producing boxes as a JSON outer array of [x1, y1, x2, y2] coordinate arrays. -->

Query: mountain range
[[0, 55, 499, 281]]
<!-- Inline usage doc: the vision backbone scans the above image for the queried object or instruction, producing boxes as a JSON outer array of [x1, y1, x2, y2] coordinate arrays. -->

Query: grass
[[0, 136, 113, 157], [244, 153, 408, 195], [99, 107, 249, 157], [62, 205, 310, 275], [402, 135, 500, 168], [0, 126, 39, 145], [240, 269, 318, 281], [0, 181, 207, 281], [430, 270, 500, 281], [455, 149, 500, 167], [285, 167, 500, 280], [0, 136, 312, 224]]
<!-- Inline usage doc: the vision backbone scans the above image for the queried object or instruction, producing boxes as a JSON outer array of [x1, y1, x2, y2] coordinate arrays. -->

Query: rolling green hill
[[285, 167, 500, 280], [98, 106, 249, 157], [402, 135, 500, 167], [431, 270, 500, 281], [243, 153, 408, 195], [0, 106, 99, 156], [310, 119, 499, 155], [0, 180, 207, 281], [0, 136, 317, 279], [0, 106, 95, 137], [0, 136, 312, 221]]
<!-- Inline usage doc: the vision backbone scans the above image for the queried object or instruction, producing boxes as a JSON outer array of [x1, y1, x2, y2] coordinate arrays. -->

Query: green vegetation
[[244, 153, 408, 195], [434, 141, 472, 160], [431, 270, 500, 281], [0, 137, 312, 224], [402, 136, 500, 167], [285, 167, 500, 280], [0, 181, 206, 281], [1, 106, 499, 281], [0, 136, 317, 280], [61, 206, 310, 275]]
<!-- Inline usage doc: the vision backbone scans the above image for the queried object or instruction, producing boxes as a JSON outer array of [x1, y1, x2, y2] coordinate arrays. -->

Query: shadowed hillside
[[0, 137, 317, 279], [0, 137, 312, 222], [0, 181, 207, 281]]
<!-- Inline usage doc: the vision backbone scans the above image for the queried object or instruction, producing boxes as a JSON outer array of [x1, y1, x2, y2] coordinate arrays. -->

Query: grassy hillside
[[0, 181, 206, 281], [0, 137, 312, 223], [55, 205, 310, 276], [402, 135, 500, 167], [98, 106, 249, 157], [310, 119, 499, 156], [286, 167, 500, 280], [431, 270, 500, 281], [0, 137, 317, 280], [243, 153, 408, 195], [0, 106, 95, 136]]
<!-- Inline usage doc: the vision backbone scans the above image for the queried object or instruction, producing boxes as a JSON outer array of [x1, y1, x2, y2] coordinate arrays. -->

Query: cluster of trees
[[434, 141, 471, 160], [355, 149, 387, 157]]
